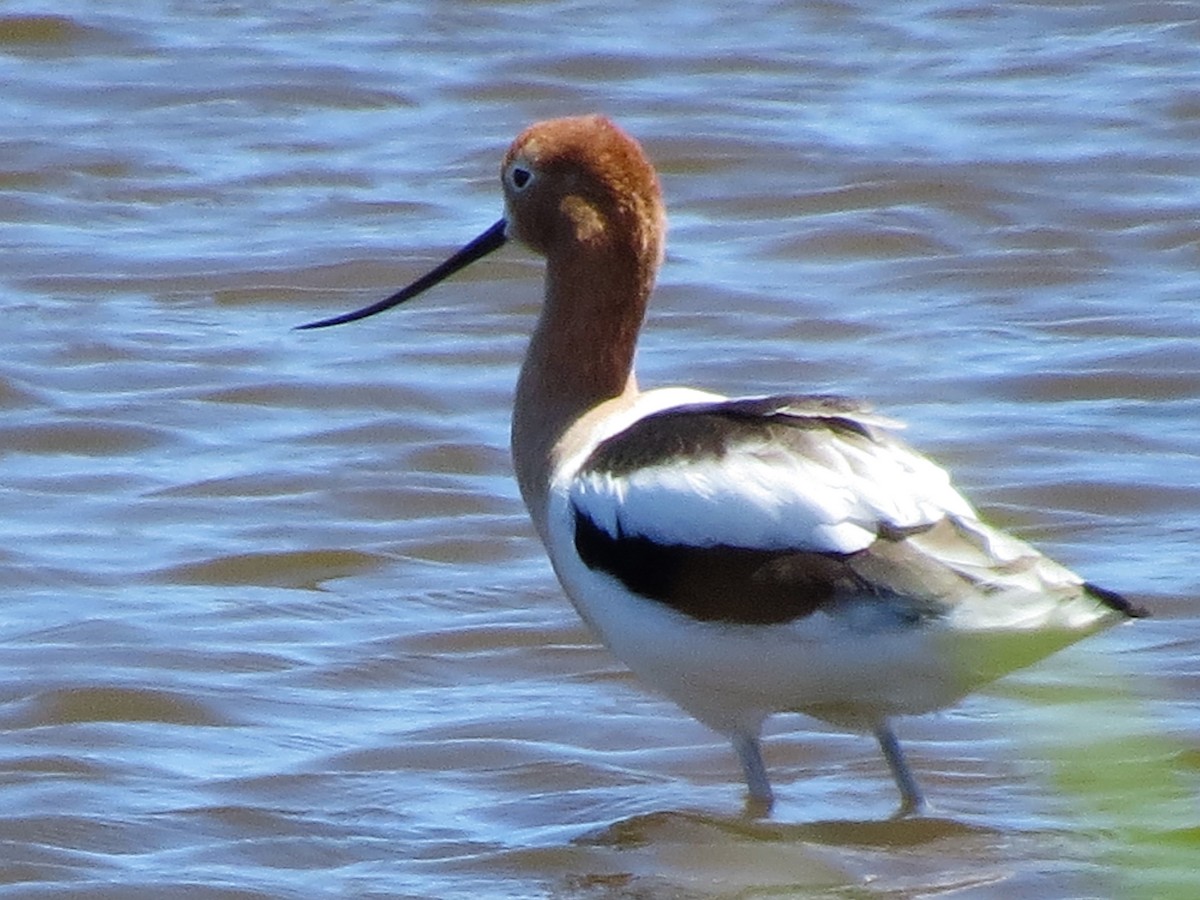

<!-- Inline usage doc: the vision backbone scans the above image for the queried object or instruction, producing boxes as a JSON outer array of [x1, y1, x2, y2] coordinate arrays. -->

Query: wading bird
[[300, 115, 1144, 816]]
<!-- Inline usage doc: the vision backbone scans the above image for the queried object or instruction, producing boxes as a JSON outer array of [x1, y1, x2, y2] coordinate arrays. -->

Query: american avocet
[[301, 115, 1145, 816]]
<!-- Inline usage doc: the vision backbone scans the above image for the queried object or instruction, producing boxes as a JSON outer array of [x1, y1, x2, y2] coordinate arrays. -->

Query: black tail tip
[[1084, 581, 1150, 619]]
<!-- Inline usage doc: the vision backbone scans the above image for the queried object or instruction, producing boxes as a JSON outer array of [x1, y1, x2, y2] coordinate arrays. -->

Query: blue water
[[2, 1, 1198, 897]]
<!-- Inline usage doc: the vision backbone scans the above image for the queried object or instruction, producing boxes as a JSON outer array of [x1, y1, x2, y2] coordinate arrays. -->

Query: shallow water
[[2, 1, 1199, 897]]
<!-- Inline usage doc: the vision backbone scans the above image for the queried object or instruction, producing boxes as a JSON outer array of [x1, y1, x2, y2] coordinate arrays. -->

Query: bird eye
[[509, 165, 533, 191]]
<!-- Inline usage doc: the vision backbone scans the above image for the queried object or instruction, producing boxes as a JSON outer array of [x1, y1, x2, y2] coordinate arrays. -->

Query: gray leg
[[732, 732, 774, 814], [874, 722, 924, 817]]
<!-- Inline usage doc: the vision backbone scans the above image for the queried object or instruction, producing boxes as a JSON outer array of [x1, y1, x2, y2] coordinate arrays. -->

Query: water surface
[[2, 1, 1199, 897]]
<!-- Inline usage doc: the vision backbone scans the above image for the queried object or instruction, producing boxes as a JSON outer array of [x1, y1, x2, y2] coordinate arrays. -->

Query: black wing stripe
[[580, 394, 879, 479], [573, 506, 950, 626]]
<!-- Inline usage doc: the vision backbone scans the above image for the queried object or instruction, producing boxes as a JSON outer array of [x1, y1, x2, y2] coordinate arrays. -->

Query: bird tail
[[1083, 581, 1149, 618]]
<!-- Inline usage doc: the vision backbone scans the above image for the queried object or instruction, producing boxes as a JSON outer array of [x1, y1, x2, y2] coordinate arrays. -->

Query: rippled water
[[3, 2, 1199, 897]]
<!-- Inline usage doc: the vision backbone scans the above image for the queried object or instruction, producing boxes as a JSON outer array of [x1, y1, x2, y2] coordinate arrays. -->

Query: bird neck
[[511, 250, 652, 540]]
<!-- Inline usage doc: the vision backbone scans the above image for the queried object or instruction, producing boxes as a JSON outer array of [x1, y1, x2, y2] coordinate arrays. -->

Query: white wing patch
[[568, 391, 977, 555]]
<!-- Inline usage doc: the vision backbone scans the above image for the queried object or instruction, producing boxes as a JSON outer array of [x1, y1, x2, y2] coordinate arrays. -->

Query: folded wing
[[567, 394, 1137, 628]]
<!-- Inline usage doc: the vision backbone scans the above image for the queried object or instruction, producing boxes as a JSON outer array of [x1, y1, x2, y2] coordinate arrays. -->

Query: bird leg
[[874, 721, 925, 817], [732, 731, 774, 816]]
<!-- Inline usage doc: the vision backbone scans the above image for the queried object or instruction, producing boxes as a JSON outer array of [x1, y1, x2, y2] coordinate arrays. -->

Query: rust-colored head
[[501, 115, 665, 270], [297, 115, 665, 331]]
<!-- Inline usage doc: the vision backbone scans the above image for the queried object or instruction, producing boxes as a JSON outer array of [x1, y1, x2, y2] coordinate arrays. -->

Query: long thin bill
[[296, 218, 508, 330]]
